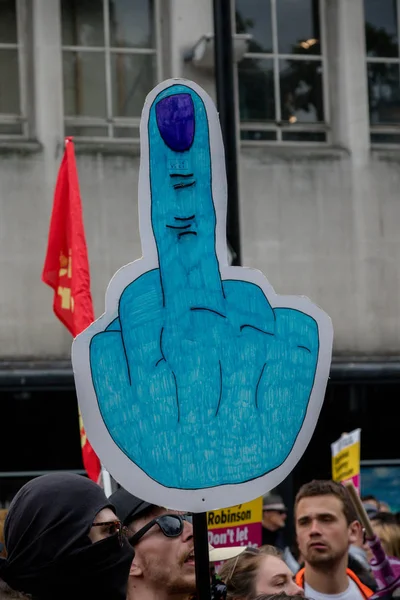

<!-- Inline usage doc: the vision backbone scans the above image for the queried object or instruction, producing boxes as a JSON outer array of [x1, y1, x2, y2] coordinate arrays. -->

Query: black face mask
[[0, 473, 134, 600], [33, 533, 134, 600]]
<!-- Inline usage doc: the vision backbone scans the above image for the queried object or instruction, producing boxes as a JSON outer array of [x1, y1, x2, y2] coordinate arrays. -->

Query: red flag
[[42, 137, 101, 483]]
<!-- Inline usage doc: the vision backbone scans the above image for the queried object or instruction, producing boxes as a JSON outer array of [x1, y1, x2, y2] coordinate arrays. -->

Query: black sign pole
[[213, 0, 242, 266], [193, 512, 212, 600]]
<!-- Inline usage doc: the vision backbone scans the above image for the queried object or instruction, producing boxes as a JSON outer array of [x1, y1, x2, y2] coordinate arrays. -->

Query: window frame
[[0, 0, 32, 139], [234, 0, 330, 146], [365, 0, 400, 146], [61, 0, 162, 143]]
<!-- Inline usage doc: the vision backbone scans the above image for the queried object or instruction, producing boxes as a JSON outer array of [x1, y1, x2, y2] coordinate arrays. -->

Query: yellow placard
[[207, 497, 262, 530], [332, 441, 360, 482]]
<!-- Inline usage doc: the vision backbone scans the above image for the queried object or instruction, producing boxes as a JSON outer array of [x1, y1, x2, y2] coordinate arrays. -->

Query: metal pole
[[213, 0, 242, 266], [101, 466, 113, 497], [193, 512, 212, 600]]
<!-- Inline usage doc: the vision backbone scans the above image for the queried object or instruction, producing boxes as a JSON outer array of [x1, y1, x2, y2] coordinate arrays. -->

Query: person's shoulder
[[346, 568, 375, 598], [294, 566, 305, 586], [0, 580, 31, 599]]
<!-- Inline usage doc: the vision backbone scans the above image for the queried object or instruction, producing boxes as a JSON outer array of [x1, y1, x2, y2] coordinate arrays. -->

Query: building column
[[327, 0, 370, 165], [32, 0, 64, 160]]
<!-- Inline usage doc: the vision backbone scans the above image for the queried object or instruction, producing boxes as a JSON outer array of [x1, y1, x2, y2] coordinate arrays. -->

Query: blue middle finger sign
[[72, 79, 333, 512]]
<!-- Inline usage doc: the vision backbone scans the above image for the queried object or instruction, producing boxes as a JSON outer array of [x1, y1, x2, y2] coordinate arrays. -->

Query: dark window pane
[[1, 389, 84, 473], [241, 130, 277, 141], [235, 0, 272, 53], [277, 0, 321, 55], [280, 59, 324, 123], [111, 53, 155, 117], [65, 125, 109, 137], [367, 62, 400, 124], [114, 126, 140, 138], [0, 122, 22, 135], [109, 0, 154, 48], [364, 0, 398, 58], [61, 0, 104, 46], [371, 132, 400, 144], [282, 131, 326, 142], [0, 49, 20, 114], [238, 58, 275, 121], [0, 0, 17, 43], [63, 51, 107, 117]]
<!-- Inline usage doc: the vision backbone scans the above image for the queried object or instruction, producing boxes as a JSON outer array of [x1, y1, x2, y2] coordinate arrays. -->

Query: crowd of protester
[[0, 473, 399, 600]]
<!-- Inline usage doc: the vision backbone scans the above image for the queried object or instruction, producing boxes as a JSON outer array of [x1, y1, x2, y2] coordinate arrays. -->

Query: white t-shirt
[[304, 577, 366, 600]]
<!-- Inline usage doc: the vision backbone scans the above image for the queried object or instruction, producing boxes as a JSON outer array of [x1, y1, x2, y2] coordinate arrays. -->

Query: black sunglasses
[[263, 509, 287, 515], [128, 513, 192, 546], [91, 520, 126, 547]]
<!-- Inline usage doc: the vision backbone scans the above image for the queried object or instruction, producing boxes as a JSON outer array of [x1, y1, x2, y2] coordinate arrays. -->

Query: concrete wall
[[2, 145, 400, 359], [1, 0, 400, 359], [0, 147, 141, 357], [239, 148, 400, 356]]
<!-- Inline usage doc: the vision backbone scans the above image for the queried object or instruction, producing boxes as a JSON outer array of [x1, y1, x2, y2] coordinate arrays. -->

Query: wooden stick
[[343, 480, 374, 539]]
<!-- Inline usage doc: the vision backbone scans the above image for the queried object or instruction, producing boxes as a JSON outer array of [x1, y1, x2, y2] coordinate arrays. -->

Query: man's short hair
[[109, 487, 155, 527], [294, 479, 358, 525]]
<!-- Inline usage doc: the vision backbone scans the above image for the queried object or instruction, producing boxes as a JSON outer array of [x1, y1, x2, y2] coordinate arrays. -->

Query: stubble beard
[[143, 555, 196, 595], [305, 548, 343, 570]]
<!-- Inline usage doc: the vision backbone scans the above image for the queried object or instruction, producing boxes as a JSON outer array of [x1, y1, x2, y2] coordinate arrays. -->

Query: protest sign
[[207, 497, 263, 549], [331, 428, 361, 492], [72, 79, 333, 512]]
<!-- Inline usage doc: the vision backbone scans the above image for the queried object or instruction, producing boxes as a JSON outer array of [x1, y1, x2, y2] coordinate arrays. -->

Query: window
[[360, 462, 400, 512], [365, 0, 400, 144], [235, 0, 328, 143], [61, 0, 160, 140], [0, 0, 28, 137], [0, 386, 86, 507]]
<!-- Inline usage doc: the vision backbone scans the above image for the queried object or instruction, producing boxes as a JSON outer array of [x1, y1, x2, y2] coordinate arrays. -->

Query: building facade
[[1, 0, 399, 504]]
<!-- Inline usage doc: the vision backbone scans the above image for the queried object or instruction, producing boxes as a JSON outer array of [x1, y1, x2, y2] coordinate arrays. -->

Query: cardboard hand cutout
[[72, 79, 333, 511]]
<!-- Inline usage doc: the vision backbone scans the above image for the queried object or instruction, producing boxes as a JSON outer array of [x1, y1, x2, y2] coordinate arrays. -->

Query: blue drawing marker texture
[[87, 83, 321, 490]]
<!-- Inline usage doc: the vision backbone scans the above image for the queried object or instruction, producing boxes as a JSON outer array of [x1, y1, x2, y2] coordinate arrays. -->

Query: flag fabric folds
[[42, 137, 101, 483]]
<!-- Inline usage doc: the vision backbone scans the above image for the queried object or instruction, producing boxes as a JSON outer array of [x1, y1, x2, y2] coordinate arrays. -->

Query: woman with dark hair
[[0, 472, 134, 600]]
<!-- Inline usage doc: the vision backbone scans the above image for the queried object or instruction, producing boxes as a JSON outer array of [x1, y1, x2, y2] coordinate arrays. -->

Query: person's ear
[[349, 520, 361, 545], [129, 555, 143, 577]]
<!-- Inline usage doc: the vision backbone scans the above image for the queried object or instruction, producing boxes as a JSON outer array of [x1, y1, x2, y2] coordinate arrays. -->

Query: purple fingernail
[[156, 93, 195, 152]]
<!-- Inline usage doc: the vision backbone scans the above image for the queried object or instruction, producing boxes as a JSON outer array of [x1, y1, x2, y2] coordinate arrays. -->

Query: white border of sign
[[72, 79, 333, 512]]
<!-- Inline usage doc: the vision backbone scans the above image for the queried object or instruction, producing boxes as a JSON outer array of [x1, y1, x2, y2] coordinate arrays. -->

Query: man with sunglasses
[[110, 487, 196, 600]]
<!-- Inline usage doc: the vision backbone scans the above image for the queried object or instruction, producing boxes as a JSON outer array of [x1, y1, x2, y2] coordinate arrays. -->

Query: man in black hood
[[0, 473, 134, 600]]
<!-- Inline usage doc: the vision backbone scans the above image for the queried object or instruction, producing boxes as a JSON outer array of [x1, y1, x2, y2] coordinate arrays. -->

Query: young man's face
[[295, 494, 357, 567], [128, 507, 196, 594]]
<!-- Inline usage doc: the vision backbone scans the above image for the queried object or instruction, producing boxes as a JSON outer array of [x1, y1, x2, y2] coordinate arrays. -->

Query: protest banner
[[207, 497, 263, 550], [331, 428, 361, 492]]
